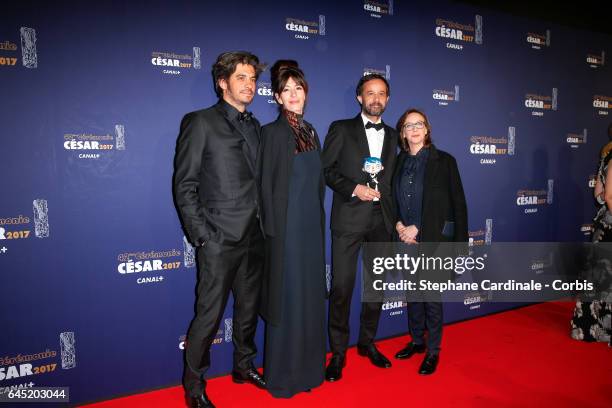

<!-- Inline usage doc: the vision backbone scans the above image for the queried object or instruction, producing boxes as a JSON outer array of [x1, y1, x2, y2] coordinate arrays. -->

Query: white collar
[[361, 113, 383, 127]]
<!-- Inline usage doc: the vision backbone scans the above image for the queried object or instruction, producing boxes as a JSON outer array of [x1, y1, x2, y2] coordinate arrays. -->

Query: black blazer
[[392, 144, 468, 242], [173, 101, 263, 246], [259, 114, 326, 325], [321, 115, 398, 234]]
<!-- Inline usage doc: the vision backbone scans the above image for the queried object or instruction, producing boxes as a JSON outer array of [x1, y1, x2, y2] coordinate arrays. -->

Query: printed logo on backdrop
[[224, 318, 233, 342], [524, 88, 558, 117], [433, 85, 460, 106], [382, 300, 404, 317], [530, 253, 553, 275], [468, 218, 492, 258], [469, 126, 515, 165], [182, 236, 196, 268], [464, 219, 494, 310], [0, 331, 75, 394], [63, 124, 126, 160], [588, 174, 597, 189], [587, 51, 605, 69], [363, 0, 394, 18], [257, 81, 275, 104], [463, 290, 492, 311], [151, 46, 201, 76], [0, 39, 18, 68], [469, 218, 493, 247], [566, 129, 587, 149], [0, 199, 49, 245], [434, 15, 483, 51], [178, 322, 231, 350], [593, 95, 612, 116], [116, 245, 184, 285], [285, 15, 326, 40], [516, 179, 554, 214], [581, 223, 594, 237], [363, 65, 390, 80], [526, 30, 550, 50], [0, 27, 37, 69]]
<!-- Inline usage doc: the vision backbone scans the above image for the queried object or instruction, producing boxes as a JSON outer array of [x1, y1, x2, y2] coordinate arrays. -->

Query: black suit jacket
[[173, 101, 263, 246], [321, 115, 398, 234], [259, 114, 326, 325], [392, 144, 468, 242]]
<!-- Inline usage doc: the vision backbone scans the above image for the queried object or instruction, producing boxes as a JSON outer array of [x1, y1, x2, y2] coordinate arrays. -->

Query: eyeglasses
[[402, 121, 425, 131]]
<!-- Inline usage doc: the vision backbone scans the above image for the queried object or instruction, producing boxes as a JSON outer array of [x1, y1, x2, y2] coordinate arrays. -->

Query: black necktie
[[238, 111, 253, 122], [365, 121, 384, 131]]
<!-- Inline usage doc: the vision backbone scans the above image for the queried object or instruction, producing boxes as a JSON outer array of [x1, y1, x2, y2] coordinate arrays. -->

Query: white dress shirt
[[361, 113, 385, 159], [359, 113, 385, 201]]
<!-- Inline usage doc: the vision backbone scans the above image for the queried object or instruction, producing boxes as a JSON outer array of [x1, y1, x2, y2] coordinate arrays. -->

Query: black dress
[[264, 141, 326, 397], [570, 152, 612, 345]]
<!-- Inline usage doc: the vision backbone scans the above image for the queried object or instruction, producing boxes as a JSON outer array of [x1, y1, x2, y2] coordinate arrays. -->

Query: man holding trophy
[[321, 73, 398, 382], [363, 157, 384, 193]]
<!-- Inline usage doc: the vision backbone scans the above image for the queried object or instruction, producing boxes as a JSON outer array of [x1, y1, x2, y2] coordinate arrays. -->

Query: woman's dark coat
[[259, 114, 326, 325], [391, 144, 468, 243]]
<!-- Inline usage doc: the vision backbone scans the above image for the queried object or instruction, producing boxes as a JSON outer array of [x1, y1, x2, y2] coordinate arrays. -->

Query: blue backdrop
[[1, 0, 610, 404]]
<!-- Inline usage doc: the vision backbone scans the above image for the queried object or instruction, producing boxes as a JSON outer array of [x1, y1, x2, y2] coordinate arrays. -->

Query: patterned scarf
[[284, 109, 316, 154]]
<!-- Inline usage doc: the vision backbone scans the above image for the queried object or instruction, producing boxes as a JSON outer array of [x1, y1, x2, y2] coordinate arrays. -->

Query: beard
[[238, 89, 254, 103], [363, 102, 386, 117]]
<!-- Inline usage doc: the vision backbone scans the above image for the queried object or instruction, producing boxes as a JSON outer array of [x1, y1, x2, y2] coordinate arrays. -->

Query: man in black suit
[[173, 51, 266, 408], [322, 74, 398, 382]]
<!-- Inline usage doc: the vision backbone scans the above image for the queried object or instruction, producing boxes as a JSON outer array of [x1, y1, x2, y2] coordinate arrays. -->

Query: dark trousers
[[328, 207, 390, 357], [183, 217, 264, 397], [408, 301, 443, 355]]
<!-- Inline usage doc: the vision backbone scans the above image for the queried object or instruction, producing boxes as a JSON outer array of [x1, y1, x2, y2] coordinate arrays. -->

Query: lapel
[[253, 118, 261, 139], [277, 114, 296, 179], [381, 125, 395, 164], [311, 122, 322, 151], [251, 118, 262, 158], [423, 144, 440, 206], [379, 124, 396, 180], [279, 114, 325, 204], [215, 102, 257, 175], [353, 115, 371, 159], [394, 150, 407, 181], [391, 149, 407, 201]]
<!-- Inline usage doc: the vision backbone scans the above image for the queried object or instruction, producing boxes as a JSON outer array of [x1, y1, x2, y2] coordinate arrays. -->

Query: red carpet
[[83, 302, 610, 408]]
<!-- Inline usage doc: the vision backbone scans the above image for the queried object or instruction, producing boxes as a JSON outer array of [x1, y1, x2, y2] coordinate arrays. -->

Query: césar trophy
[[362, 157, 383, 193]]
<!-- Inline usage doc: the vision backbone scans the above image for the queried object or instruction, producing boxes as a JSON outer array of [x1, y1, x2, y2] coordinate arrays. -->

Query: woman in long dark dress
[[259, 62, 326, 397], [570, 149, 612, 345]]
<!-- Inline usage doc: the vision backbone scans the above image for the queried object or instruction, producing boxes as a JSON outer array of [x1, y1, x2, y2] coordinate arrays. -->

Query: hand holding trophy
[[363, 156, 384, 194]]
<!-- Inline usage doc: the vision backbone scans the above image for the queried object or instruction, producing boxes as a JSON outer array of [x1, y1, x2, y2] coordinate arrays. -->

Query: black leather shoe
[[188, 390, 215, 408], [418, 354, 439, 375], [325, 354, 345, 382], [357, 344, 392, 368], [395, 342, 426, 360], [232, 367, 266, 389]]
